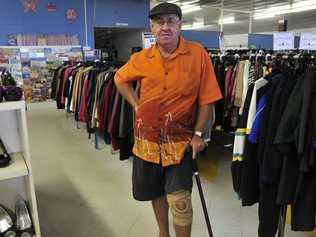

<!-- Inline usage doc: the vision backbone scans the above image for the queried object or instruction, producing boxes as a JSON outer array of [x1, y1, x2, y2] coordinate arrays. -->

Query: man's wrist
[[194, 130, 203, 138]]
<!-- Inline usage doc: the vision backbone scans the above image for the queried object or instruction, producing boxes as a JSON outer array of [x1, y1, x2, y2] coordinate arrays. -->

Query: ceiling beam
[[198, 0, 252, 13], [202, 5, 252, 14]]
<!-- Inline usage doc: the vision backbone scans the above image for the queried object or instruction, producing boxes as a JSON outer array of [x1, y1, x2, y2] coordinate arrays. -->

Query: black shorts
[[132, 151, 193, 201]]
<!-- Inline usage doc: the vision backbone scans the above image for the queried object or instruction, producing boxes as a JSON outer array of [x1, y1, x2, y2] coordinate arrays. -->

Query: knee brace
[[167, 190, 193, 226]]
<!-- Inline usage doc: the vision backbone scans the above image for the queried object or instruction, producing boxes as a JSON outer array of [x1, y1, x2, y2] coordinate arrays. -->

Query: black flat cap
[[149, 2, 182, 20]]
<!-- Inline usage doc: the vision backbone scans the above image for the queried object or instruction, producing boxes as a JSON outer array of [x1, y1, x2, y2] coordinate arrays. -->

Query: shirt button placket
[[163, 71, 168, 91]]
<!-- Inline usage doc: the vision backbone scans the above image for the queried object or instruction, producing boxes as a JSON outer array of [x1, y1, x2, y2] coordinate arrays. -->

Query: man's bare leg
[[152, 195, 170, 237], [174, 221, 192, 237]]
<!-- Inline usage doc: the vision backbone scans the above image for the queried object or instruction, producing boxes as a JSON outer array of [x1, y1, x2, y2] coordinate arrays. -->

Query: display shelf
[[0, 153, 28, 181], [0, 101, 25, 112], [0, 98, 41, 236]]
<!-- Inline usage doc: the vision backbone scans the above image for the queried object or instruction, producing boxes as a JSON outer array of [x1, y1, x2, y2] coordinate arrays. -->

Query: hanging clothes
[[52, 63, 135, 161], [231, 52, 316, 236]]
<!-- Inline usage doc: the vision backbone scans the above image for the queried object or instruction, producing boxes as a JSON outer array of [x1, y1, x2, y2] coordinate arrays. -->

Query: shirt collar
[[148, 36, 190, 58], [176, 36, 190, 55]]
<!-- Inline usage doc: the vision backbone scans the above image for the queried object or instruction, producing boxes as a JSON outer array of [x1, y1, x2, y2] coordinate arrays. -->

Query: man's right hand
[[190, 135, 205, 159], [134, 104, 139, 114], [114, 75, 139, 112]]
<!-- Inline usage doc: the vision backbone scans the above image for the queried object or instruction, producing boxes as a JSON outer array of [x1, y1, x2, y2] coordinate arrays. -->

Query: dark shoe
[[0, 206, 13, 233], [0, 138, 11, 168], [3, 86, 22, 102]]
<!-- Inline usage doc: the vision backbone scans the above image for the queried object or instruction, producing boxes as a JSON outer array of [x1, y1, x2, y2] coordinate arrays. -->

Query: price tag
[[299, 32, 316, 50], [84, 50, 95, 61], [60, 57, 69, 61], [142, 33, 156, 49], [83, 46, 91, 51], [273, 32, 294, 50], [84, 50, 94, 58]]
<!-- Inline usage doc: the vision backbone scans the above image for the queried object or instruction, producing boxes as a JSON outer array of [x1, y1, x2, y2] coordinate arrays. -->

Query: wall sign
[[83, 50, 95, 61], [46, 3, 57, 12], [273, 32, 294, 50], [21, 0, 38, 12], [115, 22, 129, 27], [299, 32, 316, 50], [66, 9, 77, 21], [142, 32, 156, 49], [7, 35, 18, 46]]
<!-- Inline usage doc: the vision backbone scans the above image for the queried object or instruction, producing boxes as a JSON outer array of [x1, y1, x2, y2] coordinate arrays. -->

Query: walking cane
[[192, 158, 214, 237]]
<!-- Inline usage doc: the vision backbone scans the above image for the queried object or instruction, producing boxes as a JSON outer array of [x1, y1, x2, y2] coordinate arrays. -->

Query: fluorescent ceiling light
[[182, 24, 214, 30], [181, 4, 194, 10], [192, 21, 204, 27], [181, 0, 199, 5], [182, 5, 201, 14], [293, 0, 316, 8], [223, 16, 235, 24], [254, 15, 275, 20], [167, 0, 199, 4], [182, 25, 203, 30], [182, 20, 204, 30], [182, 24, 193, 30], [182, 21, 216, 30], [254, 0, 316, 19], [218, 16, 235, 24]]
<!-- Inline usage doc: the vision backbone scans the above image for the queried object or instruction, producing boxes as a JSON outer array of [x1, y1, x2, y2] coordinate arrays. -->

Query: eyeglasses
[[153, 18, 180, 27]]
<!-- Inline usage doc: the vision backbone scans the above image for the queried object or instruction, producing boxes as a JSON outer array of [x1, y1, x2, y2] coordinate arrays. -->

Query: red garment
[[61, 67, 74, 105], [79, 75, 89, 122], [98, 77, 114, 134]]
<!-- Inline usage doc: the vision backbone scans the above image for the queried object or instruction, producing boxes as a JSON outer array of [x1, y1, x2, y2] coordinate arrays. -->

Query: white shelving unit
[[0, 101, 41, 236]]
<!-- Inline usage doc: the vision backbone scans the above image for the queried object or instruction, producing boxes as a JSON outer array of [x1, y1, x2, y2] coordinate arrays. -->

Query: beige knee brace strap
[[167, 190, 193, 226]]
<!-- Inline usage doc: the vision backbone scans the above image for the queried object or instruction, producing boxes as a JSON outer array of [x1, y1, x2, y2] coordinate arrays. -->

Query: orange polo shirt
[[115, 36, 222, 166]]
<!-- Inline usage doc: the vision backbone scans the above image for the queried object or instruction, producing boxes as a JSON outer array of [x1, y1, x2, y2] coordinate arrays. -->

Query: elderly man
[[114, 2, 222, 237]]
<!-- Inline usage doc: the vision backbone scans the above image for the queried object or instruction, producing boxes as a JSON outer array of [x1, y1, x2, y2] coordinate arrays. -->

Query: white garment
[[233, 76, 268, 162], [65, 75, 73, 111], [246, 77, 268, 132]]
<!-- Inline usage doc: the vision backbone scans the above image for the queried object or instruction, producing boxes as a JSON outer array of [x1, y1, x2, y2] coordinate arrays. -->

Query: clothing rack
[[229, 52, 316, 236], [51, 61, 135, 161], [212, 50, 316, 130]]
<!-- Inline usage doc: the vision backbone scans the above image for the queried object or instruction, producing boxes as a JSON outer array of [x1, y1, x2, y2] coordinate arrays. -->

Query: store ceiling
[[151, 0, 316, 34]]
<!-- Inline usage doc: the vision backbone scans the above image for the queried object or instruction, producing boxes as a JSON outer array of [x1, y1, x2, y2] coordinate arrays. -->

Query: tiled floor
[[27, 102, 310, 237]]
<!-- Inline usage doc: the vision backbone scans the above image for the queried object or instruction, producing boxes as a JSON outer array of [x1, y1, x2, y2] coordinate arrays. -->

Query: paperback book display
[[0, 48, 23, 86], [0, 46, 82, 102]]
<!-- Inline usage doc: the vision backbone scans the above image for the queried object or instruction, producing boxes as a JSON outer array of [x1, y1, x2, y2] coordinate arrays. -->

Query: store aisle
[[26, 102, 308, 237]]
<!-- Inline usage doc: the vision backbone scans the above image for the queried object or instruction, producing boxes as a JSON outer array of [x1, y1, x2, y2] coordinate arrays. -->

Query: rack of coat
[[51, 62, 134, 160], [211, 51, 273, 133], [231, 53, 316, 236]]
